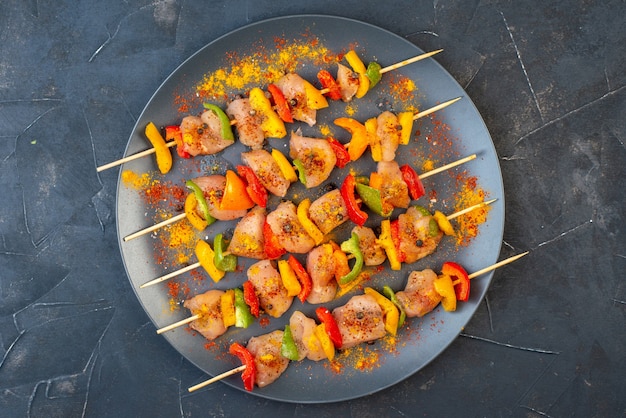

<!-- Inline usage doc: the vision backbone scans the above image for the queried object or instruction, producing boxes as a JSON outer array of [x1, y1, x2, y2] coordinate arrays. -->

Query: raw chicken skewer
[[154, 199, 496, 335], [123, 145, 474, 243], [96, 49, 443, 172], [186, 252, 529, 393]]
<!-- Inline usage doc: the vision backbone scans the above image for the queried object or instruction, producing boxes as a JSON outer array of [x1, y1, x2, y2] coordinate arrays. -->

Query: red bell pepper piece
[[441, 261, 471, 302], [267, 84, 294, 123], [288, 255, 312, 303], [236, 165, 268, 208], [315, 307, 343, 349], [228, 342, 256, 391], [399, 164, 425, 200], [317, 70, 342, 101], [263, 221, 286, 259], [165, 125, 190, 159], [390, 219, 407, 263], [326, 136, 350, 168], [340, 173, 368, 226], [243, 280, 260, 317]]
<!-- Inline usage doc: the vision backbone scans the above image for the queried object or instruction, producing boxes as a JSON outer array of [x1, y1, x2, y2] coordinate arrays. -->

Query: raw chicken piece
[[332, 294, 386, 349], [377, 111, 401, 162], [377, 161, 410, 209], [228, 206, 266, 259], [351, 226, 386, 266], [335, 63, 359, 102], [247, 260, 293, 318], [191, 175, 248, 221], [246, 330, 290, 388], [397, 206, 443, 263], [275, 73, 317, 126], [305, 244, 337, 304], [183, 290, 227, 341], [226, 97, 265, 149], [289, 311, 327, 361], [289, 131, 336, 188], [265, 201, 315, 254], [308, 189, 348, 235], [177, 110, 234, 157], [241, 149, 290, 197], [395, 269, 442, 318]]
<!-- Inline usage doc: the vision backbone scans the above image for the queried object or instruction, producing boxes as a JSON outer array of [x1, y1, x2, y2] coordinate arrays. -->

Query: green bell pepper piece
[[355, 183, 393, 217], [428, 218, 440, 237], [203, 103, 235, 141], [185, 180, 216, 225], [234, 287, 254, 328], [280, 325, 299, 361], [365, 62, 382, 88], [213, 233, 237, 272], [383, 285, 406, 327], [293, 158, 307, 186], [413, 205, 439, 237], [338, 232, 364, 286], [413, 205, 431, 217]]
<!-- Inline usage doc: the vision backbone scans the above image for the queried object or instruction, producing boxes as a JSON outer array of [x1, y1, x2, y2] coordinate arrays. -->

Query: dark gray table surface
[[1, 1, 624, 417]]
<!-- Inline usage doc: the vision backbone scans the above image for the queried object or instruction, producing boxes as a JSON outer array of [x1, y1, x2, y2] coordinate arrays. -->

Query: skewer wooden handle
[[188, 365, 247, 392], [419, 153, 476, 180], [124, 213, 186, 242], [97, 141, 176, 172], [156, 314, 200, 334], [140, 261, 201, 288]]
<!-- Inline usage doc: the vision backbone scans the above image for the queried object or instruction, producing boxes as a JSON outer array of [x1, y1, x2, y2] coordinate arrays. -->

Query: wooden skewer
[[97, 50, 444, 173], [97, 142, 177, 172], [446, 199, 497, 220], [140, 262, 201, 288], [187, 251, 528, 391], [468, 251, 529, 279], [413, 97, 461, 121], [188, 365, 247, 392], [319, 49, 443, 94], [418, 153, 476, 180], [123, 213, 186, 242], [156, 314, 200, 334]]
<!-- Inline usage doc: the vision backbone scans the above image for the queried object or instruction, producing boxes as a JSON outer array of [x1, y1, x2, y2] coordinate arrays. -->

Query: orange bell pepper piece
[[220, 170, 255, 210], [334, 117, 368, 161]]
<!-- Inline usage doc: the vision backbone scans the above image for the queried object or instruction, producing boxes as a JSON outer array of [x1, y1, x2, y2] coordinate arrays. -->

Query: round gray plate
[[116, 15, 504, 403]]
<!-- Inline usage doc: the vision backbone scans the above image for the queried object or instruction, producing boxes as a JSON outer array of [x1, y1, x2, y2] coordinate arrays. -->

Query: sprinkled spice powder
[[454, 175, 491, 246], [195, 36, 337, 103]]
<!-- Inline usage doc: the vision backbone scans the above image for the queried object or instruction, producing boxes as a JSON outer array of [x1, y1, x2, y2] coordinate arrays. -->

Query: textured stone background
[[0, 1, 624, 416]]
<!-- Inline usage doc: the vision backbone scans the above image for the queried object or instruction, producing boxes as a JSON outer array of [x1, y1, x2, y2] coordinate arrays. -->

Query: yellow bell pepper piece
[[195, 240, 225, 283], [314, 323, 335, 361], [434, 274, 457, 311], [184, 193, 208, 231], [344, 50, 370, 98], [334, 117, 369, 161], [277, 259, 301, 297], [302, 79, 329, 110], [271, 149, 298, 182], [433, 210, 455, 236], [376, 220, 402, 271], [364, 287, 400, 336], [364, 117, 382, 162], [249, 87, 287, 138], [397, 111, 414, 145], [296, 198, 325, 245], [220, 289, 236, 328], [144, 122, 173, 174]]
